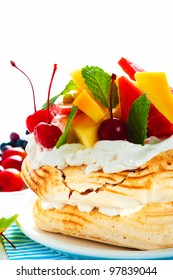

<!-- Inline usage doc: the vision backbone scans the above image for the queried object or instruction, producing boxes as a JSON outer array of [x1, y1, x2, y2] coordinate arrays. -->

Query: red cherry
[[1, 155, 23, 171], [34, 122, 62, 149], [2, 147, 27, 161], [0, 168, 24, 192], [26, 109, 54, 133], [98, 118, 128, 140]]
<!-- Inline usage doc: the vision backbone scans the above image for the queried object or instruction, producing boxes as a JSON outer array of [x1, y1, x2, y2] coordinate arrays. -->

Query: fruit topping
[[98, 73, 128, 141], [118, 75, 141, 122], [26, 109, 54, 133], [73, 90, 105, 123], [34, 122, 62, 149], [118, 57, 145, 80], [50, 103, 73, 116], [33, 64, 62, 149], [135, 72, 173, 124], [11, 57, 173, 151], [98, 118, 128, 141]]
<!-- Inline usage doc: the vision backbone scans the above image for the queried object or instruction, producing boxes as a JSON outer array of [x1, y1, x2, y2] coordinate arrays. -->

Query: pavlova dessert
[[12, 57, 173, 250]]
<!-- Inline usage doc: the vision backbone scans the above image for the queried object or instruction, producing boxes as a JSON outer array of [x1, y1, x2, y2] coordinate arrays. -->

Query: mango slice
[[135, 72, 173, 124], [72, 113, 100, 147], [73, 90, 105, 123], [70, 69, 92, 94]]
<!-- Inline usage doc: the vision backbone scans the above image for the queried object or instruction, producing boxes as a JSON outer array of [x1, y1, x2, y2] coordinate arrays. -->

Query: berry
[[16, 138, 28, 149], [34, 122, 62, 149], [1, 155, 23, 171], [0, 143, 13, 152], [10, 132, 20, 143], [98, 118, 128, 141], [0, 168, 24, 192], [1, 147, 26, 161]]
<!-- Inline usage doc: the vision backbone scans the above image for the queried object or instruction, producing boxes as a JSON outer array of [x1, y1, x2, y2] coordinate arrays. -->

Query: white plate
[[17, 193, 173, 260]]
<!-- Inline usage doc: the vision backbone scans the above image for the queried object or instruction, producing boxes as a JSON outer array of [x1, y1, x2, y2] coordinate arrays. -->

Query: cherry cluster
[[0, 132, 27, 192]]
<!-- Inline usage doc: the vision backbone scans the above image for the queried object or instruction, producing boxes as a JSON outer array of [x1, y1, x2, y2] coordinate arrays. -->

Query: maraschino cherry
[[98, 73, 128, 141], [34, 64, 62, 149], [10, 61, 54, 133], [11, 61, 62, 149]]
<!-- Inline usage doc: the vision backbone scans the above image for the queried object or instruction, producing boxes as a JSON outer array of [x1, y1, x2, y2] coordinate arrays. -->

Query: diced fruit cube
[[73, 90, 105, 123], [135, 72, 173, 124], [70, 69, 92, 94], [72, 113, 100, 147]]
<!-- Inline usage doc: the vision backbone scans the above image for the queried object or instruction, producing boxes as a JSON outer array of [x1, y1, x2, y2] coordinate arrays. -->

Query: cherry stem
[[1, 233, 16, 249], [47, 64, 57, 124], [10, 61, 37, 112], [110, 73, 117, 119]]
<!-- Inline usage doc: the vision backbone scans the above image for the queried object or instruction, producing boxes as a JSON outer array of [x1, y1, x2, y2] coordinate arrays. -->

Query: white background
[[1, 0, 173, 142]]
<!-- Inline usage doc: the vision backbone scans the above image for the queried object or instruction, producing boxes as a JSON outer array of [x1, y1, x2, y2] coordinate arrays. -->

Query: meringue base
[[33, 198, 173, 250]]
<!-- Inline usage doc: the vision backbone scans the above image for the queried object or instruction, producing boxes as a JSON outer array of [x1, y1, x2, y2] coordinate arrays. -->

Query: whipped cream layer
[[41, 200, 143, 217], [26, 134, 173, 174]]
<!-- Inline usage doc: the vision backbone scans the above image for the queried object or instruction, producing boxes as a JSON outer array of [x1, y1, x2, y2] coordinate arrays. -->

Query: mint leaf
[[127, 94, 150, 144], [81, 66, 118, 109], [42, 80, 78, 109], [0, 214, 18, 248], [56, 105, 78, 148], [0, 214, 18, 233]]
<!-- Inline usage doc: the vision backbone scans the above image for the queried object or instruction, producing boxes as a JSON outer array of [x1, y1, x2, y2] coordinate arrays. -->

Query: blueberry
[[16, 139, 28, 149], [0, 142, 13, 152]]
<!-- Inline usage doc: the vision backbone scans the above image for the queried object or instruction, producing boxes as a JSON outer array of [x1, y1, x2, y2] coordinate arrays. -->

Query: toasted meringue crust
[[22, 151, 173, 208], [33, 198, 173, 250]]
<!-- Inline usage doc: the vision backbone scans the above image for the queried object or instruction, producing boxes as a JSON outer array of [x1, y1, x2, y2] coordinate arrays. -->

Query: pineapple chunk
[[135, 72, 173, 124], [73, 90, 105, 123], [72, 113, 100, 147]]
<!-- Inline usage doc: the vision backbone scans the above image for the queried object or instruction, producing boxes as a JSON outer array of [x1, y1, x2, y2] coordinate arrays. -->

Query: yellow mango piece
[[72, 113, 100, 147], [70, 69, 92, 94], [135, 72, 173, 124], [73, 90, 105, 123]]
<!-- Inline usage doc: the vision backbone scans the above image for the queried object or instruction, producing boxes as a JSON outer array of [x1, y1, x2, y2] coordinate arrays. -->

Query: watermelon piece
[[118, 76, 141, 122], [148, 104, 173, 137], [118, 75, 173, 138], [118, 57, 145, 80]]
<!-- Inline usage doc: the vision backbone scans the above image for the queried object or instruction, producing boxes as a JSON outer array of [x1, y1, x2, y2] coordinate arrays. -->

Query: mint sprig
[[42, 80, 78, 109], [0, 214, 18, 248], [56, 105, 78, 148], [81, 65, 118, 109], [127, 94, 150, 145]]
